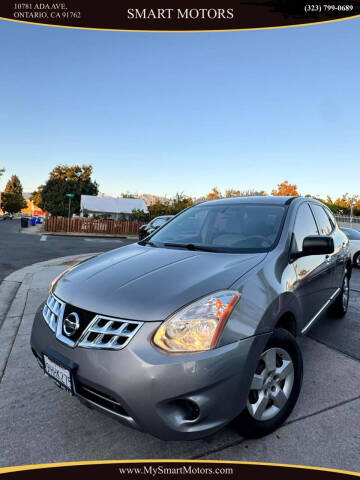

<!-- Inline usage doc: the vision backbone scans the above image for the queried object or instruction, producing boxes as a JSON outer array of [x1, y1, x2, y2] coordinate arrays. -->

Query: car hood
[[54, 243, 266, 321]]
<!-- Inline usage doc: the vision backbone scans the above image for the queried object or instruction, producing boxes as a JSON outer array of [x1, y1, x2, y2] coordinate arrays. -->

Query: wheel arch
[[347, 258, 353, 277], [275, 311, 298, 337]]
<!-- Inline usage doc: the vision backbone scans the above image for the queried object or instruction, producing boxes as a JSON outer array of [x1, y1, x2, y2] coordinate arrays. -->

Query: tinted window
[[311, 204, 333, 235], [292, 203, 318, 253], [343, 228, 360, 240], [150, 203, 286, 253]]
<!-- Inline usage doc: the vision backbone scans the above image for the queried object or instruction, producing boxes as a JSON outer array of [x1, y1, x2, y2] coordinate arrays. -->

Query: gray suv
[[31, 196, 351, 440]]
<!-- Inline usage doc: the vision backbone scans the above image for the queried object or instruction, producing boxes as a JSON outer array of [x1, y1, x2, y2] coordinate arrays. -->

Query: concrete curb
[[0, 281, 21, 330], [2, 253, 100, 283], [0, 252, 101, 382]]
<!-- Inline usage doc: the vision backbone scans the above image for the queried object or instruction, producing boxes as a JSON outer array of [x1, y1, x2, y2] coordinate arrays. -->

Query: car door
[[309, 203, 338, 298], [290, 202, 330, 329], [323, 207, 347, 289]]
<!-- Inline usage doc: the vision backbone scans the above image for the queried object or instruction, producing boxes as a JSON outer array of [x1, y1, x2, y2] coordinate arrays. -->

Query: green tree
[[146, 193, 193, 220], [168, 192, 194, 215], [2, 193, 26, 214], [122, 192, 138, 198], [4, 175, 24, 196], [148, 199, 171, 219], [2, 175, 26, 213], [131, 208, 150, 222], [225, 189, 267, 197], [41, 164, 98, 216], [30, 185, 45, 210], [49, 164, 95, 182]]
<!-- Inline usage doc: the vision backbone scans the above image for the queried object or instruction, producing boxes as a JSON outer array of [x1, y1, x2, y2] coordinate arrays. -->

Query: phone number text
[[305, 4, 354, 13]]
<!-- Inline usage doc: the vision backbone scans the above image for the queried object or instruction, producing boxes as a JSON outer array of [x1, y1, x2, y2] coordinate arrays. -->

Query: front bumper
[[31, 304, 270, 441]]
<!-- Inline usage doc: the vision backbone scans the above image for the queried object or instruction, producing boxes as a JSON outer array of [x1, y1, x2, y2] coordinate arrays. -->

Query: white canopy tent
[[80, 195, 148, 219]]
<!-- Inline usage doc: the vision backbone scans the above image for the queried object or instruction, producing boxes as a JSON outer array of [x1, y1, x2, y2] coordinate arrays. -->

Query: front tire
[[329, 273, 350, 318], [232, 328, 303, 439]]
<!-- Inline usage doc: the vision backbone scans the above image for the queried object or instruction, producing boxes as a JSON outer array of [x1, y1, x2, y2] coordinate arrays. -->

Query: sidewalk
[[0, 253, 99, 380], [20, 223, 43, 235], [0, 257, 360, 470]]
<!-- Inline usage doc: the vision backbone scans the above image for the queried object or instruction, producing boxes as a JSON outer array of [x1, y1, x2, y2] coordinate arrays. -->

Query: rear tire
[[232, 328, 303, 439], [354, 252, 360, 269], [329, 273, 350, 318]]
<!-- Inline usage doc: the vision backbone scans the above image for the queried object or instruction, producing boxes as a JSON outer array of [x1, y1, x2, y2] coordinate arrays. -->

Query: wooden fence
[[44, 217, 144, 235]]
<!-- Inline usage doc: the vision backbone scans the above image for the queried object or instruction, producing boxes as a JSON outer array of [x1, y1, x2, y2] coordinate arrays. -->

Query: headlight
[[153, 290, 240, 353]]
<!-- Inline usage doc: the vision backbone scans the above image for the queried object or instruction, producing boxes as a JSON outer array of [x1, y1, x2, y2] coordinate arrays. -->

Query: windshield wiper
[[140, 240, 158, 247], [163, 242, 218, 252]]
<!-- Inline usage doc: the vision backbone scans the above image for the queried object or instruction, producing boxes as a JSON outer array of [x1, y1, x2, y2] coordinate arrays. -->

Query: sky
[[0, 18, 359, 200]]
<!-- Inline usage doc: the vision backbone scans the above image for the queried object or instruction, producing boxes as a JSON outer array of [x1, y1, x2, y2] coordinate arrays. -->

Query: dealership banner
[[1, 0, 360, 30], [1, 462, 360, 479]]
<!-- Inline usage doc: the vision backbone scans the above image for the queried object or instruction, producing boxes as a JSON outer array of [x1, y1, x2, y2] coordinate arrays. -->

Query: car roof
[[198, 196, 304, 207]]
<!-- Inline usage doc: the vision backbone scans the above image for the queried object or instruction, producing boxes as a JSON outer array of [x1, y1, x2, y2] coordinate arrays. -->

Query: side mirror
[[292, 235, 334, 260]]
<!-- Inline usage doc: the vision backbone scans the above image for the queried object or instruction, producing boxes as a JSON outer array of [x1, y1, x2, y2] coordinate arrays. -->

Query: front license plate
[[43, 354, 73, 394]]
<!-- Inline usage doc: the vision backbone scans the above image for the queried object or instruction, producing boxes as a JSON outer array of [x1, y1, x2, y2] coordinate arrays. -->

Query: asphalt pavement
[[0, 219, 135, 284]]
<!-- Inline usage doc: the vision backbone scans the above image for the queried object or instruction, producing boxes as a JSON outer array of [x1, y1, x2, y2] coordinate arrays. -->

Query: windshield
[[149, 203, 286, 253]]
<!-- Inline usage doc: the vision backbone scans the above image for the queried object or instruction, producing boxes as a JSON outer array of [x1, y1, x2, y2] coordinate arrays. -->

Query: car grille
[[62, 303, 98, 343], [42, 293, 143, 350], [78, 315, 143, 350], [43, 295, 64, 332]]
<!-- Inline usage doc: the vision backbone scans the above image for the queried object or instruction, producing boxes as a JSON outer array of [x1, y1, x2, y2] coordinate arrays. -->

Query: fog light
[[177, 399, 200, 421]]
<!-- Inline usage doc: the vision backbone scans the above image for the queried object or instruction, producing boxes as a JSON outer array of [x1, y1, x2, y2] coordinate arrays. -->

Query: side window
[[311, 204, 333, 235], [292, 203, 318, 253], [324, 207, 337, 229]]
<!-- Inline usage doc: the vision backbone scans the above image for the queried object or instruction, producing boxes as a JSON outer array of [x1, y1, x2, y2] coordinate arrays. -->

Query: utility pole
[[65, 193, 75, 232]]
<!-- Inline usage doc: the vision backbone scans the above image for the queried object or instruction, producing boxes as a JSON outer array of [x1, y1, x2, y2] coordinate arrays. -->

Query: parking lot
[[0, 220, 360, 470]]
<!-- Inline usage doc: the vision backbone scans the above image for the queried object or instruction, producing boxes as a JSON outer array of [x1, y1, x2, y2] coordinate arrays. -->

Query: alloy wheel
[[247, 347, 294, 421]]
